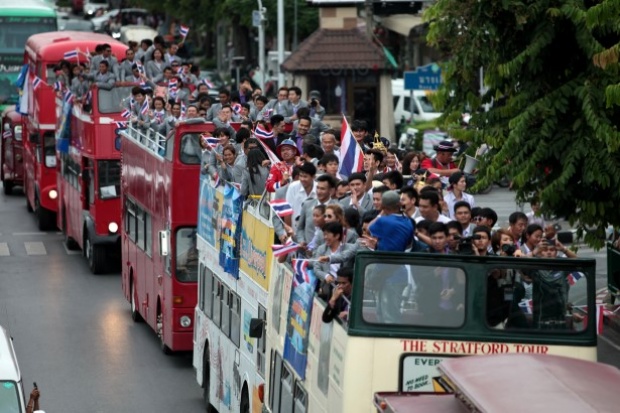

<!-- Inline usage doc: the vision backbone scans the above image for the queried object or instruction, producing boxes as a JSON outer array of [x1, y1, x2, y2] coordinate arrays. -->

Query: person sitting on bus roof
[[212, 104, 239, 141], [266, 139, 302, 193], [206, 88, 232, 121], [274, 167, 301, 247], [119, 48, 140, 80], [217, 145, 244, 185], [322, 267, 353, 324], [206, 127, 234, 179], [150, 97, 168, 131], [159, 102, 183, 137], [125, 64, 156, 90], [86, 60, 116, 91], [128, 87, 151, 131], [70, 64, 89, 99], [240, 148, 270, 198]]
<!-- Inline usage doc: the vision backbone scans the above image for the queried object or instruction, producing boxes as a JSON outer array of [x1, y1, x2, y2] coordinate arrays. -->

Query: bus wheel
[[130, 279, 143, 322], [240, 385, 249, 413], [157, 311, 172, 355], [203, 346, 213, 412], [3, 181, 13, 195], [85, 234, 106, 274], [35, 197, 54, 231]]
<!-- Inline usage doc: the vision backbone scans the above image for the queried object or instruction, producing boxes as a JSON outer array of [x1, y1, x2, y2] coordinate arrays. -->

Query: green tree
[[426, 0, 620, 247]]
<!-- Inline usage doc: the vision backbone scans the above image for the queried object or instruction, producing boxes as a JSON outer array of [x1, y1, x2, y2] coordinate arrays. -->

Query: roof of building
[[281, 28, 390, 73]]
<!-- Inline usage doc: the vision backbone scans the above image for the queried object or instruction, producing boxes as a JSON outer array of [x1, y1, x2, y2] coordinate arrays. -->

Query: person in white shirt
[[285, 162, 317, 224], [415, 190, 452, 224], [453, 200, 475, 237], [444, 171, 475, 220]]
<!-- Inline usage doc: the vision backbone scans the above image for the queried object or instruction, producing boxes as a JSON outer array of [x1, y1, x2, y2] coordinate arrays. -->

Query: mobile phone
[[33, 382, 38, 389]]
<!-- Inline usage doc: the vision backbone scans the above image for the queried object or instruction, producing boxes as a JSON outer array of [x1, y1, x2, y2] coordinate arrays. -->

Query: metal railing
[[121, 124, 167, 157]]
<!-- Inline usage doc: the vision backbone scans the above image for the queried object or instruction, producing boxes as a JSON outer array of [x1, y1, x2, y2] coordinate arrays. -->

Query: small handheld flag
[[254, 124, 274, 140], [269, 199, 294, 218], [232, 103, 242, 114], [63, 90, 74, 104], [292, 259, 312, 286], [54, 81, 62, 92], [140, 99, 149, 115], [518, 299, 533, 315], [567, 272, 584, 286], [179, 25, 190, 39], [272, 241, 300, 258], [115, 121, 127, 129], [338, 114, 364, 177], [121, 109, 131, 119], [32, 76, 42, 90], [3, 130, 12, 139], [180, 101, 187, 119], [63, 50, 79, 60], [201, 133, 219, 149], [201, 78, 214, 88]]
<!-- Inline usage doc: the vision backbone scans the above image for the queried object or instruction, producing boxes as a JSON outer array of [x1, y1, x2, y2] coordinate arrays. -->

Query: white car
[[119, 25, 158, 44], [84, 0, 109, 18], [392, 79, 442, 124]]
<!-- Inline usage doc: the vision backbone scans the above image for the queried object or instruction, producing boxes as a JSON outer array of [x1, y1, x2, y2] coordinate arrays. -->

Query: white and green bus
[[0, 0, 57, 111]]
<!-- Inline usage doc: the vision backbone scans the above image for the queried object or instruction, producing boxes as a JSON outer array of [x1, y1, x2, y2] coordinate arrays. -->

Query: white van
[[0, 325, 26, 413], [392, 79, 442, 124]]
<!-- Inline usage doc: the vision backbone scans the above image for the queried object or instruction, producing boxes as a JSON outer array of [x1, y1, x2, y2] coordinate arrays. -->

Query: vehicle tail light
[[258, 383, 264, 403], [173, 296, 184, 304]]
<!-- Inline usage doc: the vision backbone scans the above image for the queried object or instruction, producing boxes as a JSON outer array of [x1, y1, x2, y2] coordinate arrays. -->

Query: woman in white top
[[444, 171, 475, 219]]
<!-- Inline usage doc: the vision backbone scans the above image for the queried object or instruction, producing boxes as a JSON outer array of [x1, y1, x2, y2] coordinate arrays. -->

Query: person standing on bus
[[322, 267, 353, 323], [86, 61, 116, 91]]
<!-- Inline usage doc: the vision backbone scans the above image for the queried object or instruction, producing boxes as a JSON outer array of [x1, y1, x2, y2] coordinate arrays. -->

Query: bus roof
[[439, 354, 620, 411], [26, 31, 127, 62], [0, 0, 56, 16], [0, 325, 21, 382]]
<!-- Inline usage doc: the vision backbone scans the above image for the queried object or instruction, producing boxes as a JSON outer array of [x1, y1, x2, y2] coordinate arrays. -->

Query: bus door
[[82, 158, 93, 212], [2, 122, 23, 193]]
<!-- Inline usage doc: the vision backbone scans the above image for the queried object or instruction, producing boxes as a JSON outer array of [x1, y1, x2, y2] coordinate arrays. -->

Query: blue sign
[[404, 63, 442, 91], [219, 184, 243, 277], [197, 175, 217, 246]]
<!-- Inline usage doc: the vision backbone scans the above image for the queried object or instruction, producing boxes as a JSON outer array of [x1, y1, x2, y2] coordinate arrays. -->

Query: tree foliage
[[426, 0, 620, 247]]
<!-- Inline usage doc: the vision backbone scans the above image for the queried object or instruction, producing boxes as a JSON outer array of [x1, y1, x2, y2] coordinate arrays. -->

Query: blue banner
[[55, 100, 73, 153], [283, 262, 317, 380], [197, 175, 217, 246], [219, 184, 242, 277]]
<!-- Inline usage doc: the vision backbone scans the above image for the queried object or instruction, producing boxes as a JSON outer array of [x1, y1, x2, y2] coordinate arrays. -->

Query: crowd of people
[[52, 35, 579, 328]]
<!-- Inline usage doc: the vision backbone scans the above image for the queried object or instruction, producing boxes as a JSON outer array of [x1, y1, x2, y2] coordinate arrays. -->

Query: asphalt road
[[0, 184, 619, 413]]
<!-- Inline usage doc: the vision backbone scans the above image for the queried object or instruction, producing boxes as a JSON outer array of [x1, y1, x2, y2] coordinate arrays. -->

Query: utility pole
[[256, 0, 266, 91], [293, 0, 298, 50], [365, 0, 373, 39], [277, 0, 285, 87]]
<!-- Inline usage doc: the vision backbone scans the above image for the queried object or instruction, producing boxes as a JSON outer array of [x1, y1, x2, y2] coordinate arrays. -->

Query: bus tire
[[130, 277, 143, 322], [3, 181, 13, 195], [35, 196, 55, 231], [157, 309, 172, 355], [85, 233, 106, 274], [240, 385, 249, 413], [203, 345, 213, 412], [62, 210, 80, 251]]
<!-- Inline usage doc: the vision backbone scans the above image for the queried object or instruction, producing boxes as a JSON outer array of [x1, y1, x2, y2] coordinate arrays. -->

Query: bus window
[[362, 263, 466, 328], [179, 133, 202, 165], [293, 382, 308, 413], [176, 228, 198, 282], [231, 294, 241, 347], [43, 133, 56, 168], [127, 202, 136, 243], [202, 267, 214, 318], [98, 160, 120, 199], [213, 279, 221, 328], [221, 285, 231, 338], [270, 352, 283, 413], [0, 380, 20, 412], [280, 364, 294, 413], [489, 267, 589, 332], [98, 87, 134, 114], [257, 305, 267, 377], [145, 214, 152, 256]]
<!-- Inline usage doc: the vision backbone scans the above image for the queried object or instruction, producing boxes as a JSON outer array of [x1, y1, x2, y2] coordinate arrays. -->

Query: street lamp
[[277, 0, 285, 87], [255, 0, 266, 91]]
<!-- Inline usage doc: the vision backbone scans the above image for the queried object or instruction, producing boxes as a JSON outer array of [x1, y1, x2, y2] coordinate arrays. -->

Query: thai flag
[[338, 114, 364, 177], [201, 133, 219, 149], [121, 108, 131, 118], [54, 81, 62, 92], [212, 172, 220, 187], [140, 99, 149, 115], [232, 103, 242, 114], [84, 90, 92, 105], [64, 50, 78, 60], [254, 123, 274, 140], [201, 78, 214, 88], [567, 272, 584, 286], [63, 90, 74, 104], [179, 25, 190, 38], [255, 136, 280, 166], [3, 130, 11, 139], [262, 108, 273, 119], [518, 299, 533, 315], [180, 101, 187, 119], [292, 259, 311, 286], [269, 199, 294, 217], [32, 76, 42, 90], [115, 121, 127, 129], [272, 241, 300, 258]]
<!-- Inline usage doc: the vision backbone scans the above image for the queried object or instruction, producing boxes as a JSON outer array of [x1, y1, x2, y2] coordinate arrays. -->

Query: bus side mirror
[[159, 230, 170, 257], [29, 133, 39, 144], [248, 318, 264, 338]]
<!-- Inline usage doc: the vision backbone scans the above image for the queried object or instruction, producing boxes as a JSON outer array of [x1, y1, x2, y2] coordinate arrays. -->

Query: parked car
[[119, 25, 157, 44], [392, 79, 442, 124], [59, 17, 95, 32], [92, 8, 149, 33]]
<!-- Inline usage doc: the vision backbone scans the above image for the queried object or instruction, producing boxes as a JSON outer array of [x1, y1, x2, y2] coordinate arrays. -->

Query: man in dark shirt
[[322, 267, 353, 323]]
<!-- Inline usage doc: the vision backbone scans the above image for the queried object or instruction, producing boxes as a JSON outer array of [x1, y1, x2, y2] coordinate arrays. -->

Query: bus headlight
[[108, 222, 119, 233], [180, 316, 192, 328], [48, 189, 58, 200]]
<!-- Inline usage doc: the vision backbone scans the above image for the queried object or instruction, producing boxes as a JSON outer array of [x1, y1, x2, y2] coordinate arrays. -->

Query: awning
[[381, 14, 424, 37]]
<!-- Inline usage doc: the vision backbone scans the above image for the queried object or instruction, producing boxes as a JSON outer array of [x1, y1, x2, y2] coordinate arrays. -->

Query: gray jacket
[[312, 242, 358, 281], [295, 198, 338, 244], [339, 193, 374, 216], [240, 166, 269, 197]]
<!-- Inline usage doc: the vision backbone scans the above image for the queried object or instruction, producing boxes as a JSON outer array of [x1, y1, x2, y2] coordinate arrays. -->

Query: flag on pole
[[63, 90, 74, 104], [272, 241, 300, 258], [338, 114, 364, 177], [269, 199, 294, 218], [255, 136, 281, 166], [292, 259, 312, 286], [201, 78, 214, 88], [201, 133, 219, 149], [140, 99, 149, 115], [518, 299, 533, 315], [115, 121, 127, 129], [3, 130, 12, 139], [180, 101, 187, 119], [232, 103, 242, 114], [121, 108, 131, 119], [63, 50, 79, 60], [32, 76, 42, 90], [84, 90, 92, 106], [54, 81, 62, 92], [567, 272, 584, 286], [179, 25, 190, 39]]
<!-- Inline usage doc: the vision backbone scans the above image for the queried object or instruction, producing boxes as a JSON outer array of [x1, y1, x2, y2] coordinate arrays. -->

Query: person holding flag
[[337, 114, 365, 180], [266, 139, 303, 193], [128, 87, 151, 131]]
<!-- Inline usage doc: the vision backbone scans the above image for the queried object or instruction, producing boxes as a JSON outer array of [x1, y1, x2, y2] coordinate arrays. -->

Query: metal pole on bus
[[277, 0, 285, 87]]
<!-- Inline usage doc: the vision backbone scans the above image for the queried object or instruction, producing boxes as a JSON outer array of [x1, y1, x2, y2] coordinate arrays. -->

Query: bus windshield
[[98, 160, 120, 199], [0, 380, 20, 412], [176, 227, 198, 283], [98, 87, 133, 114]]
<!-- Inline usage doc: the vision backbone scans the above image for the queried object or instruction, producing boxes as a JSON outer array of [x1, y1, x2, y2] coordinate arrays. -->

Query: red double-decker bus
[[1, 107, 24, 195], [56, 84, 133, 274], [121, 121, 216, 353], [23, 31, 126, 229]]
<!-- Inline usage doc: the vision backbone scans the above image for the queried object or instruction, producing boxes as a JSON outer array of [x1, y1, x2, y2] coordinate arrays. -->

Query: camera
[[455, 234, 481, 255], [502, 243, 517, 256], [310, 98, 318, 107]]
